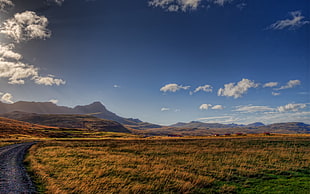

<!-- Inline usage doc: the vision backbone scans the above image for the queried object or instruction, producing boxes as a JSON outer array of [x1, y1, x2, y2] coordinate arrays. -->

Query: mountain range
[[0, 101, 161, 129], [170, 121, 266, 128], [0, 101, 309, 135]]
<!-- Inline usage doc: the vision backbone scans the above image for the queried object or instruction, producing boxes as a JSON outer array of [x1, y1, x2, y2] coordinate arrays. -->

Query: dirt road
[[0, 142, 37, 194]]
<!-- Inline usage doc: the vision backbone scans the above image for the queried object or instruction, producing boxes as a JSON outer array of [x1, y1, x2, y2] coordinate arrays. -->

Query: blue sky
[[0, 0, 309, 125]]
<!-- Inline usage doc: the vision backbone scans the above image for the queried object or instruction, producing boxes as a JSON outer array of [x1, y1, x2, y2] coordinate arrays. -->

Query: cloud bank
[[0, 43, 65, 85], [235, 105, 275, 113]]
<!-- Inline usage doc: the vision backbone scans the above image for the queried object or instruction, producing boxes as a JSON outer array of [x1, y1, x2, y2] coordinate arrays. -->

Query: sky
[[0, 0, 309, 125]]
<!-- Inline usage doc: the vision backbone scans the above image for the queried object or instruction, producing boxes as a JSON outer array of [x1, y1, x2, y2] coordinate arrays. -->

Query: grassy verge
[[26, 136, 310, 193]]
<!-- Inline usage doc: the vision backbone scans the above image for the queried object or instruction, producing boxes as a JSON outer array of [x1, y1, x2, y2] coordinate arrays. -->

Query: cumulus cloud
[[235, 105, 275, 113], [0, 43, 65, 85], [0, 44, 22, 61], [277, 103, 307, 113], [269, 11, 309, 30], [192, 85, 213, 94], [212, 105, 224, 110], [263, 82, 278, 88], [0, 0, 14, 12], [276, 80, 301, 90], [33, 76, 66, 86], [0, 60, 39, 84], [272, 92, 280, 96], [217, 78, 259, 99], [49, 99, 59, 104], [113, 84, 120, 88], [0, 11, 51, 42], [160, 83, 190, 92], [161, 107, 170, 111], [1, 92, 13, 103], [199, 104, 212, 110], [148, 0, 202, 12]]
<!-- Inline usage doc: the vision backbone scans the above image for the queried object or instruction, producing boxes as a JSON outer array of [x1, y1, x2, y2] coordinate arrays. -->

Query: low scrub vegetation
[[27, 136, 310, 193]]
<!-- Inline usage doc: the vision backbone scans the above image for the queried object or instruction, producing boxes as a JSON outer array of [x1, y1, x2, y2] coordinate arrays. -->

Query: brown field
[[26, 135, 310, 193]]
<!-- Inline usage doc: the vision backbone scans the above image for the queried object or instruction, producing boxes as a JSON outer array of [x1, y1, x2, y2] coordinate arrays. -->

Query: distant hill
[[0, 117, 58, 138], [154, 121, 310, 136], [170, 121, 231, 129], [0, 111, 131, 133], [0, 101, 160, 129], [247, 122, 265, 127]]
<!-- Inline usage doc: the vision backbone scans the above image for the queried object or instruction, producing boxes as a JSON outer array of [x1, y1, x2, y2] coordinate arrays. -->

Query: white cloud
[[197, 115, 239, 124], [277, 103, 307, 113], [272, 92, 280, 96], [276, 80, 301, 90], [235, 105, 275, 113], [0, 0, 13, 12], [218, 78, 259, 99], [263, 82, 278, 88], [0, 60, 39, 84], [211, 105, 224, 110], [269, 11, 309, 30], [0, 44, 65, 85], [148, 0, 202, 12], [193, 85, 213, 94], [0, 11, 51, 42], [53, 0, 64, 5], [197, 116, 231, 121], [49, 99, 58, 104], [1, 92, 13, 104], [256, 111, 310, 125], [161, 107, 170, 111], [160, 83, 190, 92], [199, 104, 212, 110], [0, 44, 22, 61], [33, 76, 66, 86], [113, 84, 120, 88], [211, 0, 232, 6]]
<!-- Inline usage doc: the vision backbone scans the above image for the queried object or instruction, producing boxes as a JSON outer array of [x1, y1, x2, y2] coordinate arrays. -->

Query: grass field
[[26, 136, 310, 193]]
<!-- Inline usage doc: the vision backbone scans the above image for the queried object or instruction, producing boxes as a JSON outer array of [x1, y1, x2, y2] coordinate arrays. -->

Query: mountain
[[164, 121, 310, 135], [262, 122, 310, 133], [73, 101, 126, 123], [170, 121, 237, 129], [0, 101, 74, 114], [0, 101, 159, 128], [246, 122, 265, 127]]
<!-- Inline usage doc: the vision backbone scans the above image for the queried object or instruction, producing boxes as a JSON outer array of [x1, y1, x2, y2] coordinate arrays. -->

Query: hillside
[[0, 117, 57, 138], [140, 122, 310, 136], [0, 111, 131, 133]]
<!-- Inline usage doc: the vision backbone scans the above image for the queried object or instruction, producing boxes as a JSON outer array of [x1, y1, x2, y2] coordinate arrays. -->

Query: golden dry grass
[[27, 136, 310, 193]]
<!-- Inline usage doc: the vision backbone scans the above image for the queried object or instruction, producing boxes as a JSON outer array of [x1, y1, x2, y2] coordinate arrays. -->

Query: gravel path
[[0, 142, 37, 194]]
